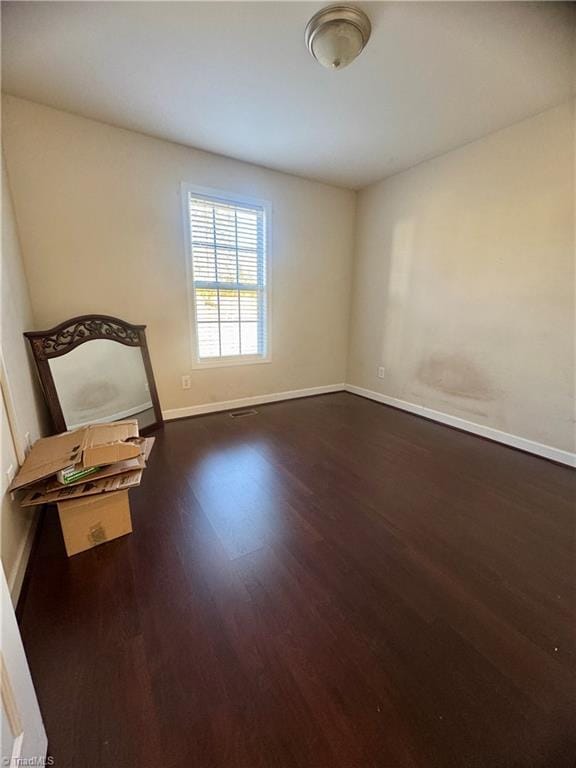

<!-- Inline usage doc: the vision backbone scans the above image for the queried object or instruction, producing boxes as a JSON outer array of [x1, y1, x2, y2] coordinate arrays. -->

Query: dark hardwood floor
[[18, 392, 576, 768]]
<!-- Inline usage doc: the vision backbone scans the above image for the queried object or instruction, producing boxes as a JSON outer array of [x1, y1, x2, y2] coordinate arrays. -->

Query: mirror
[[48, 341, 154, 430], [25, 315, 163, 434]]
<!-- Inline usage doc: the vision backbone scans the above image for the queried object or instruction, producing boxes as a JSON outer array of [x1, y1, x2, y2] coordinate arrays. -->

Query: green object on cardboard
[[58, 465, 101, 485]]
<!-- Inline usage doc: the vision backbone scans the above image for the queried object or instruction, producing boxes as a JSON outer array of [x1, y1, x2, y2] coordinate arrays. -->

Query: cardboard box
[[9, 420, 141, 492], [14, 423, 155, 557], [57, 490, 133, 557]]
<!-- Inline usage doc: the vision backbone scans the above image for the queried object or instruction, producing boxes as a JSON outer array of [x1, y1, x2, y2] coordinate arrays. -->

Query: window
[[183, 186, 270, 366]]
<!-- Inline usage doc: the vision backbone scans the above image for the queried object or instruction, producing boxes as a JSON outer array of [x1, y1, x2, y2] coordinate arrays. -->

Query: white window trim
[[181, 183, 272, 370]]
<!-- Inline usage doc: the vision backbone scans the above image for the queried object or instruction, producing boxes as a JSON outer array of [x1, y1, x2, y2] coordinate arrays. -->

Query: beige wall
[[2, 96, 356, 413], [348, 102, 575, 452], [3, 95, 574, 458], [1, 158, 46, 600]]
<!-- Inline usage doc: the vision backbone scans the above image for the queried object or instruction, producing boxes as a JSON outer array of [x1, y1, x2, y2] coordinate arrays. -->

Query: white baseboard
[[163, 384, 346, 421], [8, 510, 40, 604], [161, 381, 575, 467], [345, 384, 576, 467], [67, 402, 152, 430]]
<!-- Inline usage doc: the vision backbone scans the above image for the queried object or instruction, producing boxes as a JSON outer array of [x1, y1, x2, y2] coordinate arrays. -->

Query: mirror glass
[[48, 339, 155, 431]]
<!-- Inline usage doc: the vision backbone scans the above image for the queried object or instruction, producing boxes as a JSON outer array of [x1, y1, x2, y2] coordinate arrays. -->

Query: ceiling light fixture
[[305, 4, 371, 70]]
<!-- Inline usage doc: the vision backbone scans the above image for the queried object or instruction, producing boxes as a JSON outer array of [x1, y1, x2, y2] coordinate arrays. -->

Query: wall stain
[[74, 380, 118, 411], [416, 354, 496, 401]]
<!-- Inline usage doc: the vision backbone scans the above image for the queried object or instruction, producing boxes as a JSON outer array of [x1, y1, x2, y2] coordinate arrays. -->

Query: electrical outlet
[[377, 367, 386, 379], [181, 375, 191, 390], [24, 432, 32, 455]]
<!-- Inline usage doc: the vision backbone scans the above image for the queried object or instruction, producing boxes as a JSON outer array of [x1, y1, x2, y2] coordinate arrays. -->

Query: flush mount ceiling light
[[305, 4, 371, 70]]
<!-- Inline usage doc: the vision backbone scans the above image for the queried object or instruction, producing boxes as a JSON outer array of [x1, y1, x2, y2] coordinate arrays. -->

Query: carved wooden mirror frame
[[25, 314, 163, 434]]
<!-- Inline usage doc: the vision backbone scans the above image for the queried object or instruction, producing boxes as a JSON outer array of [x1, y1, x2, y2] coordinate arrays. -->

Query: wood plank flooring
[[18, 393, 576, 767]]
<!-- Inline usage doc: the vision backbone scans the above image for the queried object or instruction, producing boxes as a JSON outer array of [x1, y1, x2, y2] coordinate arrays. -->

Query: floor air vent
[[229, 409, 259, 418]]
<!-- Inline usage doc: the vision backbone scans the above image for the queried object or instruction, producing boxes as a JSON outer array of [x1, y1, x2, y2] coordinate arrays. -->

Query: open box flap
[[80, 420, 140, 467], [9, 429, 87, 491]]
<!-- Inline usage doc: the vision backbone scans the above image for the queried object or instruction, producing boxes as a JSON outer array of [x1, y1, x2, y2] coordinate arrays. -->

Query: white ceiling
[[2, 2, 574, 189]]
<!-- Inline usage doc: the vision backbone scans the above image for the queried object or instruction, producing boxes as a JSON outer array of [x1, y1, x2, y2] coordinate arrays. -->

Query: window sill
[[191, 355, 271, 370]]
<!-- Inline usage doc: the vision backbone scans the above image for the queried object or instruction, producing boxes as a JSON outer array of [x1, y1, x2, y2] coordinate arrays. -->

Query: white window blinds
[[186, 192, 268, 362]]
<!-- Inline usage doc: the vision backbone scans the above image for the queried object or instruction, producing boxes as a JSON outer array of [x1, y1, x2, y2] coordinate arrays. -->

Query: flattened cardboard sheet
[[142, 436, 155, 462], [9, 420, 140, 491], [45, 437, 154, 491], [20, 469, 143, 507], [48, 455, 140, 490]]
